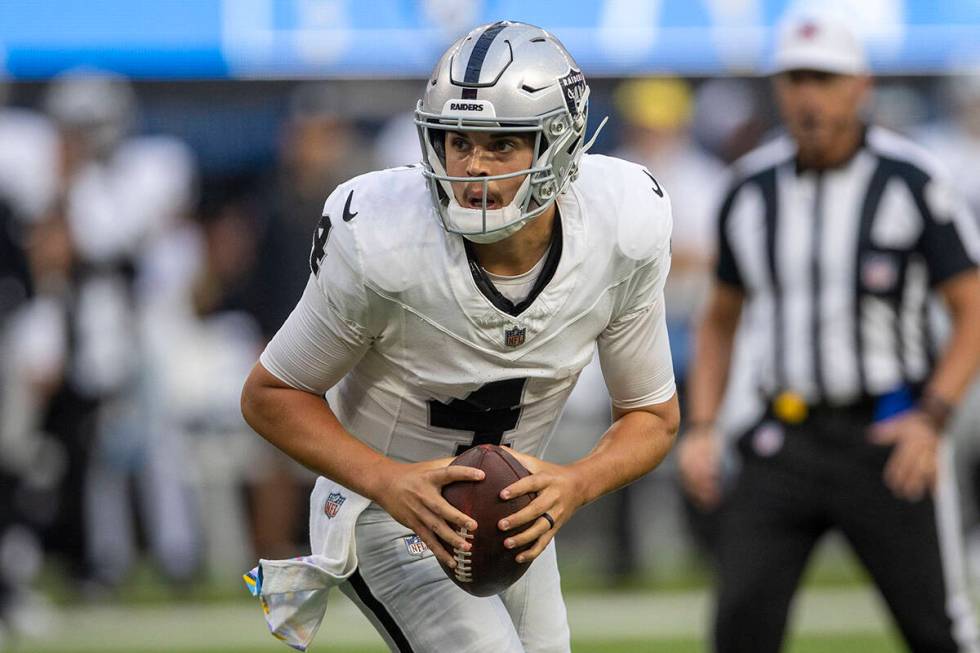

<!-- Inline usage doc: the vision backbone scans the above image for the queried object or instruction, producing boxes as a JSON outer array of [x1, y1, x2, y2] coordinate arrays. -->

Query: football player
[[241, 20, 679, 653]]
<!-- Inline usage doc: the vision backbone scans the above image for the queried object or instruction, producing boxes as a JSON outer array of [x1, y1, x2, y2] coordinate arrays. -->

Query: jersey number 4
[[309, 213, 332, 277], [428, 378, 528, 456]]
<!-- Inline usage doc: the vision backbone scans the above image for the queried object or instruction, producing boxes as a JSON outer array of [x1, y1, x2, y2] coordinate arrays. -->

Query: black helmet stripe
[[461, 21, 508, 99]]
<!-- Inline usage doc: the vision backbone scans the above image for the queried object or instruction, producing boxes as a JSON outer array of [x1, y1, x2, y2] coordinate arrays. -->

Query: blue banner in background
[[1, 0, 979, 79]]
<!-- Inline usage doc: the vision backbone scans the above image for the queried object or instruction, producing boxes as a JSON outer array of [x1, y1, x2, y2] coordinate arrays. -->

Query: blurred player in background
[[0, 65, 65, 642], [241, 20, 678, 652], [679, 12, 980, 653], [15, 70, 200, 591]]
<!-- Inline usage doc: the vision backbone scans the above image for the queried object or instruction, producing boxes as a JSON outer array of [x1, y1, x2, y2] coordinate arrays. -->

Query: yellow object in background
[[614, 77, 694, 131]]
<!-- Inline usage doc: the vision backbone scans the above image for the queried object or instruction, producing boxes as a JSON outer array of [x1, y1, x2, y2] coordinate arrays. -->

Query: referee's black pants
[[714, 407, 978, 653]]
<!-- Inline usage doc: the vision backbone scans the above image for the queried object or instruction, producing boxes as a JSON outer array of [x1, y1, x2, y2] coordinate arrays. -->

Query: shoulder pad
[[576, 154, 672, 262], [730, 135, 794, 181], [867, 126, 947, 179], [323, 166, 446, 294]]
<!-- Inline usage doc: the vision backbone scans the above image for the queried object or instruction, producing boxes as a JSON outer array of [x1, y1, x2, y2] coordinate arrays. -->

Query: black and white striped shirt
[[717, 126, 980, 405]]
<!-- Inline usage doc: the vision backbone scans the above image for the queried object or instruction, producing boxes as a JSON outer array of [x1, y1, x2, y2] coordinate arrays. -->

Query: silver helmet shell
[[415, 21, 592, 242]]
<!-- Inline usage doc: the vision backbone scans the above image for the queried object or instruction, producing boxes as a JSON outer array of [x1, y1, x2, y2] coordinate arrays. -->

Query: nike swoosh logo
[[521, 83, 550, 93], [342, 190, 358, 222]]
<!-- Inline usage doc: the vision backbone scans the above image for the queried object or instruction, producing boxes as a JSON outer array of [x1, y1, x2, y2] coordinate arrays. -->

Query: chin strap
[[448, 199, 527, 244], [581, 115, 609, 155], [563, 115, 608, 186]]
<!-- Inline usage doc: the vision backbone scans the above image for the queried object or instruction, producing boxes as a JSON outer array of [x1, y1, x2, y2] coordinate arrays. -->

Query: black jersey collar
[[463, 211, 563, 318]]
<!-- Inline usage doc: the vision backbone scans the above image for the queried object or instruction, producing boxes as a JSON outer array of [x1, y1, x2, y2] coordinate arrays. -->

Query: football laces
[[452, 526, 475, 583]]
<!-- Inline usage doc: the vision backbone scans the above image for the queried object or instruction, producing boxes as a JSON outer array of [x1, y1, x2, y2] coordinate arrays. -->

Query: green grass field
[[16, 546, 917, 653], [25, 635, 902, 653], [16, 585, 908, 653]]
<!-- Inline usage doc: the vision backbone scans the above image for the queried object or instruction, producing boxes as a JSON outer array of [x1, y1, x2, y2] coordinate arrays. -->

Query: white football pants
[[339, 504, 570, 653]]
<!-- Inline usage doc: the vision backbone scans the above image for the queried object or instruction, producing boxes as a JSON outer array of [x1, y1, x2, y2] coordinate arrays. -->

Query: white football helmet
[[44, 69, 136, 157], [415, 21, 605, 243]]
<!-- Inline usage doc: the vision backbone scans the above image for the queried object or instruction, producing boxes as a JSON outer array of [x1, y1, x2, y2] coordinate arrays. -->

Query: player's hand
[[374, 458, 485, 569], [869, 411, 940, 502], [496, 450, 586, 564], [677, 425, 722, 510]]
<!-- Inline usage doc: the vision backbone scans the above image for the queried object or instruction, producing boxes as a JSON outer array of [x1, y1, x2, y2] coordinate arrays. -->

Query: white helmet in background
[[415, 21, 604, 243], [44, 69, 136, 157]]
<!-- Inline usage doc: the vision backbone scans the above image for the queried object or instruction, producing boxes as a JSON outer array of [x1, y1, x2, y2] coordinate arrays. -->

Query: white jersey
[[261, 153, 675, 463]]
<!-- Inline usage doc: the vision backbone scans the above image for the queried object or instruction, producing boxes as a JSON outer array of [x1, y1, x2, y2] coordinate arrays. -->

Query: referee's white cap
[[773, 13, 868, 75]]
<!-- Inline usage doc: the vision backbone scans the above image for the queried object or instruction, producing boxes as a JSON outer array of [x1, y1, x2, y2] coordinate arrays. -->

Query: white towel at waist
[[244, 476, 370, 651]]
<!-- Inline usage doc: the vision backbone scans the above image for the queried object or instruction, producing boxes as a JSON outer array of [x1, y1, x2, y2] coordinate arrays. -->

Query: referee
[[678, 12, 980, 653]]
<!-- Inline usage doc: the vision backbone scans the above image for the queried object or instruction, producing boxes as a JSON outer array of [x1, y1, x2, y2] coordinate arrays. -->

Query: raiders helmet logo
[[558, 69, 586, 118]]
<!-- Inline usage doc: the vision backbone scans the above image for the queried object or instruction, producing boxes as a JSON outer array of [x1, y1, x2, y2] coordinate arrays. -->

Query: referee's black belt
[[764, 388, 919, 427]]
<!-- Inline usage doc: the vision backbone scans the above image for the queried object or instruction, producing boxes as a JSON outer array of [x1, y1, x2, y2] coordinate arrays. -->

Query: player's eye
[[450, 136, 470, 152], [493, 139, 516, 153]]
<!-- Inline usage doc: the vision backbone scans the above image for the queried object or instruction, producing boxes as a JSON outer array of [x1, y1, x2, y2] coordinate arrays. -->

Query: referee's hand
[[869, 412, 939, 502], [678, 426, 722, 510]]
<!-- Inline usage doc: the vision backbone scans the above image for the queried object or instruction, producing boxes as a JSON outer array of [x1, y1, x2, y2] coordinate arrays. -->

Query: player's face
[[775, 70, 869, 161], [443, 131, 535, 210]]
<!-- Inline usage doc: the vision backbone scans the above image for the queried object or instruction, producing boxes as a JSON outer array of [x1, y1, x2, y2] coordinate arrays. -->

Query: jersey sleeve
[[715, 182, 745, 289], [309, 184, 373, 327], [259, 185, 375, 394], [598, 241, 676, 410], [914, 172, 980, 286], [260, 276, 371, 394]]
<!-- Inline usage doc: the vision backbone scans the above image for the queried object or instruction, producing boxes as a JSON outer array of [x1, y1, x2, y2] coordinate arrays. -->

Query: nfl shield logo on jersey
[[504, 325, 526, 347], [861, 253, 899, 293], [324, 491, 347, 519]]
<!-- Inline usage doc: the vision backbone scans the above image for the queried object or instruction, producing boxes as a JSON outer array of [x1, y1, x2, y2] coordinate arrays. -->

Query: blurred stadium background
[[1, 0, 979, 651]]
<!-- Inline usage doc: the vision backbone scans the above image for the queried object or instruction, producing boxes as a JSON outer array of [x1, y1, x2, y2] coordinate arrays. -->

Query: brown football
[[439, 444, 536, 597]]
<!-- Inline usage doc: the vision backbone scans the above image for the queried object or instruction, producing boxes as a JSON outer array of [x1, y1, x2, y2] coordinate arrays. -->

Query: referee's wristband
[[917, 393, 954, 432]]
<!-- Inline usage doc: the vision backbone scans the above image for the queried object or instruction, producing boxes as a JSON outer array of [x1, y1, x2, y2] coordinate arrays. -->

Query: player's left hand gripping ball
[[439, 445, 537, 596]]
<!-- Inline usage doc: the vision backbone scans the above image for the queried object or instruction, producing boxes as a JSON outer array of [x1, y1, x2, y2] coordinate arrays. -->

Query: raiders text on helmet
[[415, 21, 605, 243]]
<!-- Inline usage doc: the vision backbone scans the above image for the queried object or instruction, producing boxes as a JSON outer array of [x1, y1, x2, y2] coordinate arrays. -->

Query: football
[[439, 444, 537, 596]]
